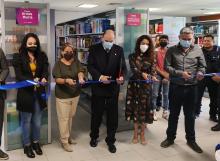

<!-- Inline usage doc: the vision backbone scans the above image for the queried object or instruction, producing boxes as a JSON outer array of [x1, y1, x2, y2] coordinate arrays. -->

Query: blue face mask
[[180, 39, 192, 48], [103, 41, 113, 50]]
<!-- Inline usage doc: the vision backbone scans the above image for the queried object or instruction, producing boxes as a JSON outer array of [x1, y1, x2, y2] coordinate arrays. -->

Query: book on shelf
[[67, 36, 102, 49], [58, 37, 66, 47], [73, 19, 111, 35], [56, 26, 64, 37], [66, 37, 77, 48]]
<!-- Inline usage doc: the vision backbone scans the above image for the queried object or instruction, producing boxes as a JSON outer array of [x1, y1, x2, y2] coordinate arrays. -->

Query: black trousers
[[196, 77, 218, 117], [0, 98, 5, 145], [90, 95, 118, 145], [167, 84, 197, 142]]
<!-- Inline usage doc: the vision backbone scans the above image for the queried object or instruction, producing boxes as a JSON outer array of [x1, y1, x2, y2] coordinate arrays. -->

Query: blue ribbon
[[0, 72, 219, 99], [83, 79, 153, 84], [0, 80, 39, 90]]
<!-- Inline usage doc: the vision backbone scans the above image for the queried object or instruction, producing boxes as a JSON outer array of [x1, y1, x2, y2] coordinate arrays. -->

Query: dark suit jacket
[[12, 52, 49, 113], [0, 48, 9, 99], [88, 43, 127, 97]]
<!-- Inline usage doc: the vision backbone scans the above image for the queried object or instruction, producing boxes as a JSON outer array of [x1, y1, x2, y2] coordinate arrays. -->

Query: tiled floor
[[7, 97, 219, 161]]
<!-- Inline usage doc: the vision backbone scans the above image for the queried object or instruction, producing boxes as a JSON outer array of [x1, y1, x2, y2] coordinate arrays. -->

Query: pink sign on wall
[[126, 13, 141, 26], [16, 8, 39, 25]]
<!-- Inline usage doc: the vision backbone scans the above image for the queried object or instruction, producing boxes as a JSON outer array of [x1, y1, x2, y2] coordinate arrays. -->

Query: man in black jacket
[[88, 29, 126, 153], [0, 48, 9, 160], [195, 34, 220, 123]]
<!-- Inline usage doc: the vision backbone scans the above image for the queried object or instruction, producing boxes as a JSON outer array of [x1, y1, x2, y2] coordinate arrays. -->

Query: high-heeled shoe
[[24, 145, 35, 158], [140, 124, 147, 145], [132, 134, 139, 144], [140, 132, 147, 145], [132, 124, 139, 144]]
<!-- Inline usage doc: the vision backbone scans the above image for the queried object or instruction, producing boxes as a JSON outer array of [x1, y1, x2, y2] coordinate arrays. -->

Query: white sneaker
[[162, 110, 169, 120]]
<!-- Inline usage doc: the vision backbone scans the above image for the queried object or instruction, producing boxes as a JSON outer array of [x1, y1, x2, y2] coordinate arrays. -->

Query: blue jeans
[[152, 75, 169, 111], [20, 96, 42, 146]]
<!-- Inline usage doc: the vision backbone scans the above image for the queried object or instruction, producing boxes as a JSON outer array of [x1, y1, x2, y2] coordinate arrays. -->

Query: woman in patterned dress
[[125, 35, 156, 145]]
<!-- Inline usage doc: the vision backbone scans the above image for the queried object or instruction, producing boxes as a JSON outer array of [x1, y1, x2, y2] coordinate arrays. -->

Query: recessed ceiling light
[[78, 4, 98, 8], [204, 12, 220, 15]]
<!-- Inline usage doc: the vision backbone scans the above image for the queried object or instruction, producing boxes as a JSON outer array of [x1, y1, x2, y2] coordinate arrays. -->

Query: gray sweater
[[165, 44, 206, 85]]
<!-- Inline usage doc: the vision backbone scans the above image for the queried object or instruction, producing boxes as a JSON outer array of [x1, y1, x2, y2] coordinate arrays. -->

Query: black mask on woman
[[27, 46, 37, 53], [159, 42, 168, 48], [63, 52, 74, 61]]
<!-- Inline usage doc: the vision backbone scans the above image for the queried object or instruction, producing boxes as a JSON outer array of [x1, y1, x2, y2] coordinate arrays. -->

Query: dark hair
[[203, 34, 214, 40], [19, 33, 42, 59], [159, 34, 169, 41], [135, 35, 155, 63]]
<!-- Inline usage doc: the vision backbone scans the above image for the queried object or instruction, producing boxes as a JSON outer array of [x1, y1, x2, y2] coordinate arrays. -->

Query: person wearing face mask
[[125, 35, 157, 145], [152, 35, 170, 120], [88, 29, 127, 153], [52, 43, 85, 152], [160, 27, 206, 153], [12, 33, 49, 158], [195, 35, 220, 126]]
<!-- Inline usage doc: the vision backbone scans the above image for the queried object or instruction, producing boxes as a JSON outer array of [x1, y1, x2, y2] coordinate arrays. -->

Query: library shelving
[[149, 17, 186, 47], [186, 20, 220, 47], [55, 10, 115, 63]]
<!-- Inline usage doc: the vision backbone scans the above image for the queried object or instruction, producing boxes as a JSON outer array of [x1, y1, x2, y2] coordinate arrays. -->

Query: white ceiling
[[3, 0, 220, 17]]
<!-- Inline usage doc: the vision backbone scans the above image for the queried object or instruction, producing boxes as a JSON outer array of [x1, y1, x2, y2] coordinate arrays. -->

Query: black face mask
[[63, 53, 74, 61], [159, 41, 168, 48], [27, 46, 37, 53]]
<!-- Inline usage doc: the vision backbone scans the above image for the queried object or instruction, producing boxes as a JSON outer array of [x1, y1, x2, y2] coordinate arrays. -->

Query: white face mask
[[140, 44, 149, 53]]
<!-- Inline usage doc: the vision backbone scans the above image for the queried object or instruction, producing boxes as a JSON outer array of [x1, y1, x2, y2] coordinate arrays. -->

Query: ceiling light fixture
[[78, 4, 98, 8], [204, 12, 220, 15]]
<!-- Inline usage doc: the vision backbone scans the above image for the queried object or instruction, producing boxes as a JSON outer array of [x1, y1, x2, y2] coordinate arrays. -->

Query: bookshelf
[[55, 11, 115, 63], [186, 21, 220, 47], [149, 17, 186, 47]]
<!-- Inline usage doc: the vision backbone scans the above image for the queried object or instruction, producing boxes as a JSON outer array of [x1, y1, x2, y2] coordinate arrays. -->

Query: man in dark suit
[[0, 48, 9, 160], [88, 29, 126, 153]]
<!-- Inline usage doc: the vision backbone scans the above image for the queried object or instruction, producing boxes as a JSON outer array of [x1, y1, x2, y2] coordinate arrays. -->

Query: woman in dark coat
[[125, 35, 156, 145], [12, 33, 49, 158]]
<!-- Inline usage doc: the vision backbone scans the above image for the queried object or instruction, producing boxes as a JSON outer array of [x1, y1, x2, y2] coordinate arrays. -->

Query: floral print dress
[[125, 53, 155, 124]]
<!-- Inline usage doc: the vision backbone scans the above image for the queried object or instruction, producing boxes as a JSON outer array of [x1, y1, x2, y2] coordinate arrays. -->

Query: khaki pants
[[56, 96, 79, 144]]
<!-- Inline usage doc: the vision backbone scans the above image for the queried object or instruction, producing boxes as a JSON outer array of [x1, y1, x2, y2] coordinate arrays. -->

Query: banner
[[126, 13, 141, 26], [16, 8, 39, 25]]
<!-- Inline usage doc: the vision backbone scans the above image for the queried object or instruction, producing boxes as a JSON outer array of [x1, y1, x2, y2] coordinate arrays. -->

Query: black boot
[[24, 145, 35, 158], [32, 142, 43, 155]]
